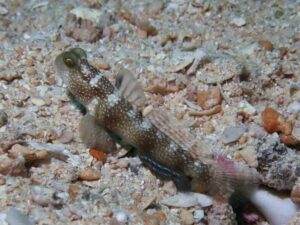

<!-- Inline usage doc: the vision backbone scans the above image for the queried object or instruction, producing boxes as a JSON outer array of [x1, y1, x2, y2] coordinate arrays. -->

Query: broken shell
[[197, 87, 222, 110], [6, 208, 33, 225], [236, 146, 258, 168], [161, 192, 212, 208], [64, 6, 114, 42], [222, 126, 247, 145], [189, 105, 221, 117], [196, 59, 237, 84], [144, 81, 179, 95]]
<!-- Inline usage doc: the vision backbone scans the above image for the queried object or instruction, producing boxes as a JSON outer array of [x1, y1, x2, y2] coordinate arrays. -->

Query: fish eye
[[63, 53, 77, 68], [64, 57, 75, 67]]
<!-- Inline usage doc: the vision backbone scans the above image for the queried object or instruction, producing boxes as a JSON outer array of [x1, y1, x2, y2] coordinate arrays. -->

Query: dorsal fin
[[115, 68, 147, 110], [145, 108, 213, 159]]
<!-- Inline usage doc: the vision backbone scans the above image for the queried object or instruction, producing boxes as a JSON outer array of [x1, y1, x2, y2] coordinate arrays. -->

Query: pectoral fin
[[79, 114, 117, 153], [115, 68, 147, 110]]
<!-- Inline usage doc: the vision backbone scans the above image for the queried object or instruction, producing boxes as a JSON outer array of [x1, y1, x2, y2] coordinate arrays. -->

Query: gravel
[[0, 0, 299, 224]]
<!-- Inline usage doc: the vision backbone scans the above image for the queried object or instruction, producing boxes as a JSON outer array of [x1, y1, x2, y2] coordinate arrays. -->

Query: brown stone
[[197, 87, 222, 110], [258, 39, 274, 51], [79, 167, 101, 181]]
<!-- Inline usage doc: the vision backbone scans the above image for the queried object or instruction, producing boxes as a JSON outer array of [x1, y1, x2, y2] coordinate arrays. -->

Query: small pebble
[[231, 16, 246, 27], [57, 129, 73, 144], [31, 98, 46, 106], [222, 126, 246, 144], [113, 209, 129, 224], [0, 110, 8, 127], [0, 178, 5, 185], [287, 101, 300, 114], [258, 40, 274, 51], [180, 209, 194, 225], [238, 100, 256, 115], [248, 123, 267, 138], [203, 122, 215, 134], [193, 209, 204, 223], [68, 183, 80, 200], [6, 208, 33, 225], [274, 10, 284, 18], [116, 158, 129, 169], [292, 127, 300, 141], [0, 6, 8, 16], [31, 186, 55, 207], [240, 43, 258, 55], [79, 167, 101, 181], [23, 58, 34, 67], [26, 67, 37, 76]]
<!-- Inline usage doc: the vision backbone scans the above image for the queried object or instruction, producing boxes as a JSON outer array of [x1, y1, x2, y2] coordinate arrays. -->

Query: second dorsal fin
[[115, 68, 147, 110], [146, 108, 213, 160]]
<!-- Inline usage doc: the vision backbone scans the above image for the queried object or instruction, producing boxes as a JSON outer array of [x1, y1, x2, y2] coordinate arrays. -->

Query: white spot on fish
[[141, 119, 152, 130], [156, 130, 164, 139], [89, 73, 103, 87], [81, 64, 92, 78], [107, 93, 120, 107], [194, 161, 200, 167], [169, 142, 178, 151], [127, 109, 137, 119]]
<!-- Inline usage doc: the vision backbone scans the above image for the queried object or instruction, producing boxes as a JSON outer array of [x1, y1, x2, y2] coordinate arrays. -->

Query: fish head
[[54, 48, 105, 105], [54, 48, 87, 87]]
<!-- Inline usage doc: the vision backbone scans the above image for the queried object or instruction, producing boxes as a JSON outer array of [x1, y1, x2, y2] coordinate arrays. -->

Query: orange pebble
[[155, 211, 166, 221], [262, 107, 280, 133], [262, 107, 292, 135], [89, 148, 107, 162]]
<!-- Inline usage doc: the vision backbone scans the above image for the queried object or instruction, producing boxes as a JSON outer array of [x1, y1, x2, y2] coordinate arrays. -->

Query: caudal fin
[[208, 154, 261, 198]]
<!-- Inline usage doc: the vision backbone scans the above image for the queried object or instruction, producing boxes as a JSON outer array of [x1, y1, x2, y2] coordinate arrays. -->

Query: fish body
[[55, 48, 259, 196]]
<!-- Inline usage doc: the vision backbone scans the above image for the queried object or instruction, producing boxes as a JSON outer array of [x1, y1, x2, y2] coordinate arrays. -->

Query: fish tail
[[190, 154, 260, 198], [208, 154, 260, 197]]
